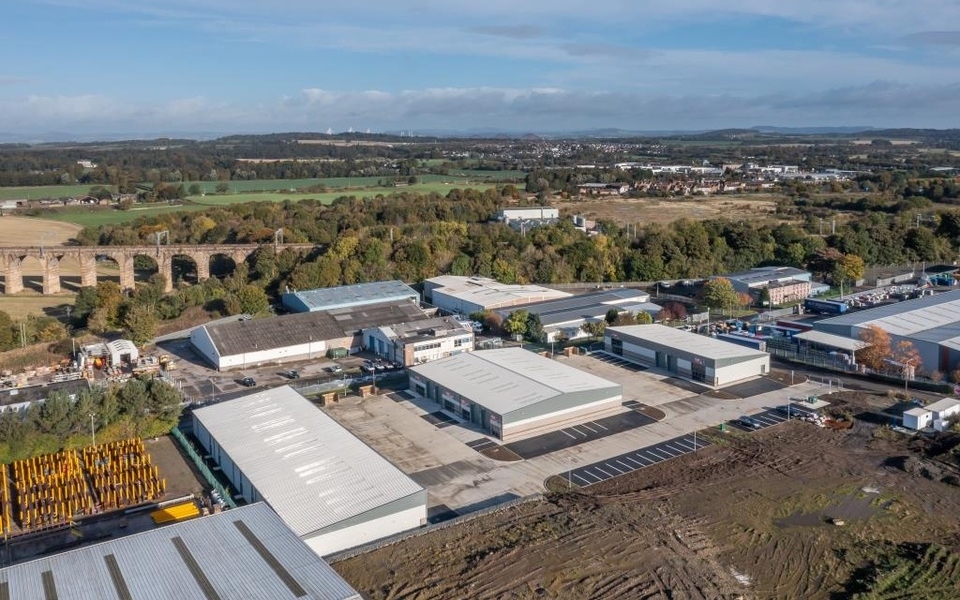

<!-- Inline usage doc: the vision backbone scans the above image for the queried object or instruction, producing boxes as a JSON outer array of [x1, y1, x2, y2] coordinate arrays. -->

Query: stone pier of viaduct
[[0, 243, 317, 295]]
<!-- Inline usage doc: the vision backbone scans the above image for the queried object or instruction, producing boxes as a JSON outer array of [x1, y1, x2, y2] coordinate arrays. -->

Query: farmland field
[[27, 204, 207, 227], [0, 184, 115, 201], [188, 181, 498, 206]]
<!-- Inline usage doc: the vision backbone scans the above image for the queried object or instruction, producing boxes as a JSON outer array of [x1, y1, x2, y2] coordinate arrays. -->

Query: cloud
[[900, 31, 960, 46], [560, 44, 655, 60], [3, 81, 960, 136], [468, 25, 544, 39]]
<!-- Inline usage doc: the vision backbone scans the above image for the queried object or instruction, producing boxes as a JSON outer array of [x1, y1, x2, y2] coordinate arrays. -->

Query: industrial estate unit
[[281, 280, 420, 313], [362, 315, 474, 366], [408, 348, 622, 441], [423, 275, 570, 315], [190, 300, 428, 370], [813, 289, 960, 374], [605, 324, 771, 387], [191, 386, 427, 556], [0, 503, 362, 600]]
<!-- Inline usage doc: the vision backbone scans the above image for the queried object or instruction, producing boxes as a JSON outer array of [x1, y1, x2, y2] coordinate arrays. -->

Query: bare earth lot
[[555, 195, 781, 226], [333, 405, 960, 600], [0, 215, 80, 246]]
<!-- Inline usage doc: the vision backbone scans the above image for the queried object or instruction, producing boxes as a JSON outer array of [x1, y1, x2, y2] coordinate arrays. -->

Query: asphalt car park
[[505, 410, 656, 459], [561, 432, 712, 488], [421, 411, 458, 429], [722, 377, 787, 399], [726, 408, 787, 432], [590, 351, 649, 372]]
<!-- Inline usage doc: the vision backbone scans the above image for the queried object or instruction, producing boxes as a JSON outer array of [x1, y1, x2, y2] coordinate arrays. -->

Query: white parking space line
[[623, 455, 646, 467], [572, 474, 594, 486], [630, 454, 655, 466], [580, 423, 599, 434], [650, 447, 676, 459], [604, 462, 626, 475], [594, 465, 617, 478], [615, 459, 635, 472], [592, 421, 608, 431], [638, 451, 662, 463], [562, 429, 577, 439], [575, 471, 600, 485], [671, 439, 695, 452], [663, 442, 690, 454]]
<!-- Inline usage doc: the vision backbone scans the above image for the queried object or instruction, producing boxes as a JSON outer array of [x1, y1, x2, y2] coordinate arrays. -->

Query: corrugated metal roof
[[815, 290, 960, 335], [497, 289, 651, 327], [608, 324, 769, 360], [283, 281, 419, 312], [722, 266, 810, 285], [426, 276, 570, 310], [925, 398, 960, 413], [0, 503, 361, 600], [793, 330, 868, 352], [202, 301, 428, 357], [409, 348, 620, 416], [192, 386, 423, 538]]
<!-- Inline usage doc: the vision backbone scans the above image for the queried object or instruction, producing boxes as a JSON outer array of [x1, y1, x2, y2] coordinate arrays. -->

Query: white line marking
[[562, 430, 577, 439]]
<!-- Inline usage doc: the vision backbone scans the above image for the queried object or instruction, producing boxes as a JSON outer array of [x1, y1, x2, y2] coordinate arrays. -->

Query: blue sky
[[1, 0, 959, 137]]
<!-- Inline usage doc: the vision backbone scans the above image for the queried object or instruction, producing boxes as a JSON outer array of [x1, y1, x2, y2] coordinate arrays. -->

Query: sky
[[1, 0, 960, 138]]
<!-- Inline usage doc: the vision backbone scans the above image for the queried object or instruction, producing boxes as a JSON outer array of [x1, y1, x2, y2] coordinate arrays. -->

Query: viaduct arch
[[0, 243, 317, 295]]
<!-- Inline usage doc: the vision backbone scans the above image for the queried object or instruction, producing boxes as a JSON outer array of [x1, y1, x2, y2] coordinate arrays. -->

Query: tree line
[[0, 378, 181, 463]]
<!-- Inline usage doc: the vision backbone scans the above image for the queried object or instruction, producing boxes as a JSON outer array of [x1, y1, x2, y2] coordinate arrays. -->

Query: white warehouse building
[[192, 386, 427, 557], [605, 324, 770, 387], [408, 348, 622, 441], [423, 275, 570, 316]]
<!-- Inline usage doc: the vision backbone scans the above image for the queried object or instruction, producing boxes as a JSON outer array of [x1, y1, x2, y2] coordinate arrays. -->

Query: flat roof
[[284, 281, 418, 312], [904, 407, 929, 417], [192, 386, 424, 538], [409, 348, 620, 416], [498, 289, 651, 327], [370, 316, 469, 342], [793, 330, 868, 352], [608, 324, 769, 360], [816, 290, 960, 337], [0, 503, 361, 600], [426, 276, 570, 309], [201, 301, 427, 356], [925, 398, 960, 413], [722, 266, 810, 285]]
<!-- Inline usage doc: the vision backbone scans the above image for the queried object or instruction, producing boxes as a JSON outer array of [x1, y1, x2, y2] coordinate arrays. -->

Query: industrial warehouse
[[281, 280, 420, 313], [191, 386, 427, 556], [605, 324, 771, 387], [363, 315, 475, 366], [0, 503, 362, 600], [813, 289, 960, 374], [408, 348, 623, 441], [189, 300, 428, 370], [423, 275, 570, 315]]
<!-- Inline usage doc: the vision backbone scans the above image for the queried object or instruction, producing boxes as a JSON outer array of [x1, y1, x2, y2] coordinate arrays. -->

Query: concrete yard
[[323, 353, 827, 517]]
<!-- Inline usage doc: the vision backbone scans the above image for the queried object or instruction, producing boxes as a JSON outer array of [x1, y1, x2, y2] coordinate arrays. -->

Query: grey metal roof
[[793, 330, 868, 352], [426, 276, 570, 310], [202, 301, 428, 357], [192, 386, 424, 538], [609, 324, 769, 360], [722, 266, 810, 285], [815, 289, 960, 336], [496, 288, 651, 327], [367, 316, 469, 342], [409, 348, 620, 416], [0, 503, 361, 600], [283, 281, 419, 312]]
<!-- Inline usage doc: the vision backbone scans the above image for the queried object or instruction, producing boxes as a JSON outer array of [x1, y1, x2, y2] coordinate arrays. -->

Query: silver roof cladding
[[282, 280, 419, 312], [409, 348, 621, 417], [192, 386, 424, 538], [0, 503, 361, 600], [607, 324, 769, 365]]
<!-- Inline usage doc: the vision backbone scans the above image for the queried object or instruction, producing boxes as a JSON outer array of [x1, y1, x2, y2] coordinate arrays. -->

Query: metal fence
[[169, 426, 237, 509]]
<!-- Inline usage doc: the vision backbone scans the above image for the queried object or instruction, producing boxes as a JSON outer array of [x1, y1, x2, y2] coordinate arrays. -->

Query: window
[[611, 338, 623, 356], [454, 337, 470, 347]]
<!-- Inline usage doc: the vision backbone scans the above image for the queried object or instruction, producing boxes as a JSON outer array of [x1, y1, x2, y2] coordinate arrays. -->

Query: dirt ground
[[555, 195, 783, 226], [145, 434, 207, 499], [333, 396, 960, 600], [0, 216, 80, 246]]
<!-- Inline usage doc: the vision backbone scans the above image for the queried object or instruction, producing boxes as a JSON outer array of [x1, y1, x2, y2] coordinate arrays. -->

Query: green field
[[36, 204, 206, 227], [189, 181, 497, 206], [180, 172, 521, 195], [0, 184, 116, 200]]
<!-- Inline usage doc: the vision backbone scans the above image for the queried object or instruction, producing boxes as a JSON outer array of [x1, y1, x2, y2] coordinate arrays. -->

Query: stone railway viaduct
[[0, 243, 318, 295]]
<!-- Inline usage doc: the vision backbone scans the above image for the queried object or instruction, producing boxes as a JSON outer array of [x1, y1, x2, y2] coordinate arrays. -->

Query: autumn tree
[[503, 310, 529, 338], [658, 301, 687, 322], [891, 340, 922, 379], [699, 278, 740, 310], [857, 324, 892, 371], [635, 311, 653, 324], [581, 320, 607, 340]]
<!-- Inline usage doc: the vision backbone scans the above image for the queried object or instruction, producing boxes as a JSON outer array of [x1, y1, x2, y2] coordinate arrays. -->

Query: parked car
[[285, 370, 300, 380], [239, 376, 257, 387], [738, 416, 762, 429], [327, 365, 343, 374]]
